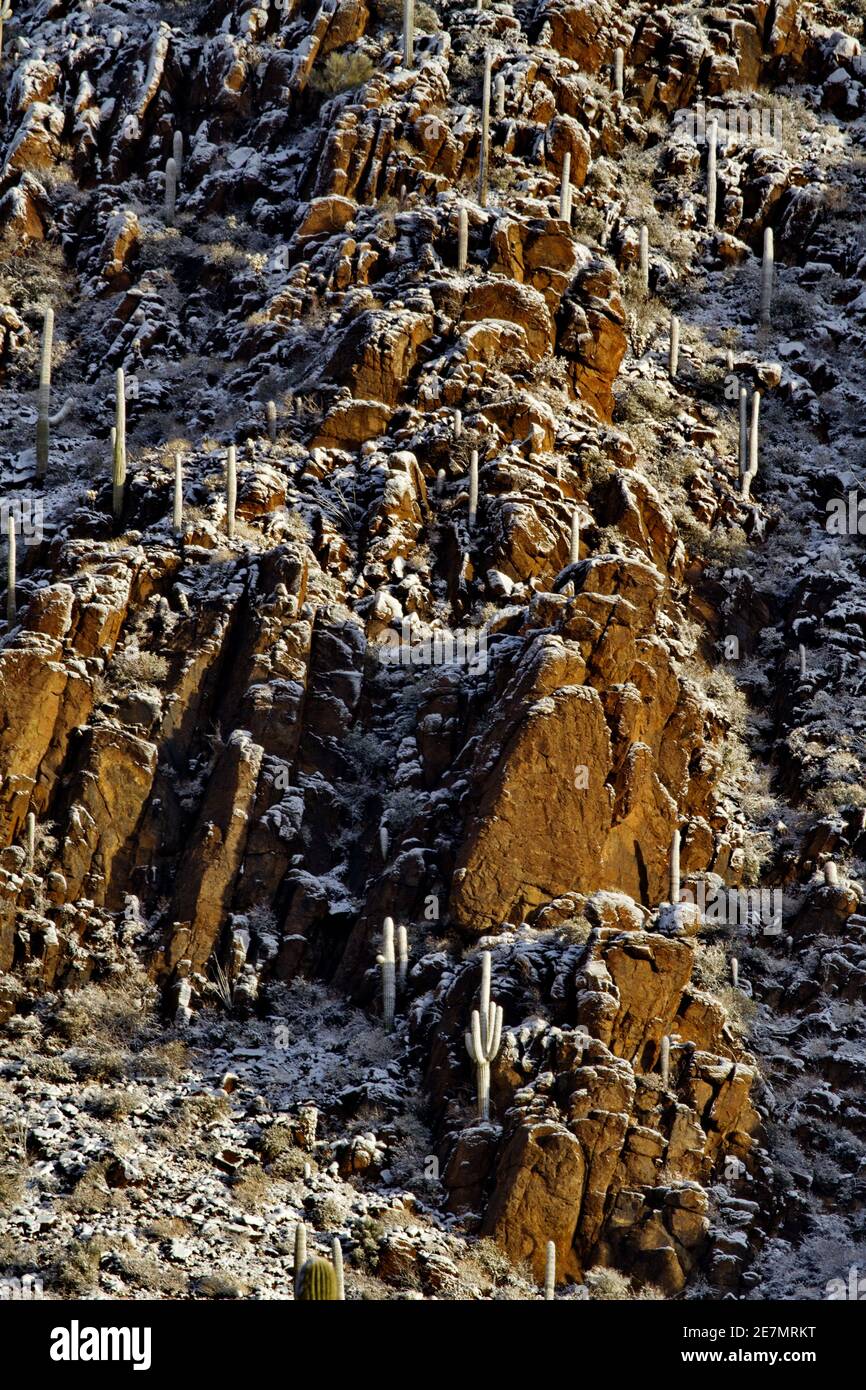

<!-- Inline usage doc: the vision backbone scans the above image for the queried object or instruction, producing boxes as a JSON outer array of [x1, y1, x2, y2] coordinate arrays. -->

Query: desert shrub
[[585, 1266, 663, 1299], [65, 1162, 122, 1216], [85, 1089, 133, 1121], [229, 1167, 274, 1212], [717, 985, 758, 1036], [556, 916, 593, 947], [115, 1249, 188, 1295], [55, 1239, 104, 1296], [692, 941, 729, 991], [309, 51, 376, 95], [110, 649, 169, 688], [197, 1272, 248, 1298]]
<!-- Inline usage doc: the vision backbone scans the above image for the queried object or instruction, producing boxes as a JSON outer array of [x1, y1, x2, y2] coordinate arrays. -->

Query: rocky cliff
[[1, 0, 865, 1301]]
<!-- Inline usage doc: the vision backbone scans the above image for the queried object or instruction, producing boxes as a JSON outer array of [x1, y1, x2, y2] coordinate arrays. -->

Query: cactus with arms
[[378, 917, 396, 1031], [297, 1258, 339, 1301], [465, 951, 503, 1121]]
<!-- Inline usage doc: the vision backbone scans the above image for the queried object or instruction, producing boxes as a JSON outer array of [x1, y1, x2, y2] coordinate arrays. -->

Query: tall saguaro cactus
[[613, 46, 624, 96], [332, 1238, 345, 1301], [494, 73, 505, 119], [457, 205, 469, 272], [165, 157, 177, 224], [379, 916, 396, 1031], [26, 811, 36, 870], [544, 1241, 556, 1300], [468, 448, 479, 529], [112, 368, 126, 522], [298, 1258, 338, 1300], [172, 128, 183, 178], [670, 827, 681, 903], [706, 117, 718, 233], [5, 511, 15, 625], [639, 223, 649, 295], [266, 399, 277, 443], [465, 951, 503, 1121], [402, 0, 414, 69], [226, 444, 237, 539], [35, 306, 53, 479], [477, 50, 492, 208], [294, 1223, 307, 1297], [669, 314, 680, 378], [173, 453, 183, 537], [559, 152, 572, 221], [742, 390, 760, 499], [660, 1034, 671, 1089], [569, 507, 580, 564], [760, 227, 774, 331], [396, 923, 408, 991], [738, 386, 748, 477]]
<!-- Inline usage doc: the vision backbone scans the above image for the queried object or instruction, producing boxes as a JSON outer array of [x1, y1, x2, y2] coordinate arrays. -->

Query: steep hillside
[[1, 0, 865, 1302]]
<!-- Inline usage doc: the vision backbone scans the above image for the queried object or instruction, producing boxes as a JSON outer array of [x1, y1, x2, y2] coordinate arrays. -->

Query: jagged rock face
[[449, 557, 723, 931], [415, 919, 757, 1290], [2, 0, 866, 1303]]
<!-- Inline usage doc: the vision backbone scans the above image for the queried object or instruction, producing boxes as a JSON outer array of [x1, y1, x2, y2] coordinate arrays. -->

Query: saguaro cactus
[[494, 72, 505, 119], [173, 453, 183, 536], [731, 957, 739, 988], [402, 0, 414, 69], [35, 306, 53, 479], [172, 128, 183, 178], [26, 811, 36, 870], [379, 917, 396, 1031], [453, 406, 463, 440], [798, 643, 807, 678], [165, 156, 177, 224], [559, 151, 572, 221], [749, 389, 760, 475], [297, 1258, 339, 1301], [112, 368, 126, 522], [293, 1223, 307, 1296], [266, 399, 277, 443], [738, 386, 748, 476], [660, 1034, 671, 1089], [614, 46, 624, 96], [760, 227, 774, 330], [465, 951, 503, 1121], [742, 390, 760, 499], [468, 448, 479, 529], [544, 1241, 556, 1300], [5, 511, 15, 625], [457, 205, 469, 272], [397, 923, 408, 991], [824, 862, 839, 886], [669, 314, 680, 378], [332, 1238, 345, 1301], [670, 827, 681, 903], [226, 444, 237, 539], [706, 117, 718, 233], [639, 223, 649, 295], [570, 507, 580, 565], [477, 50, 492, 208]]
